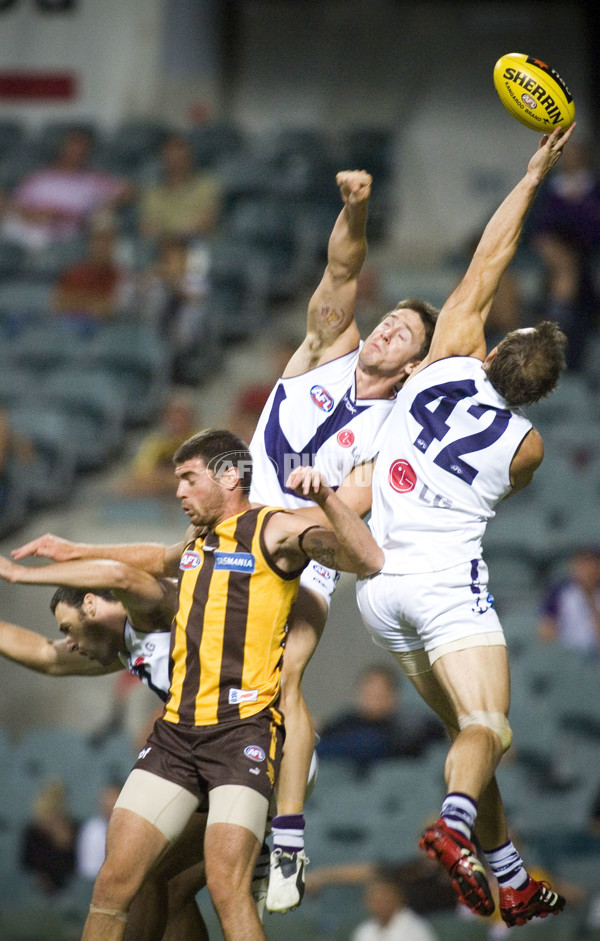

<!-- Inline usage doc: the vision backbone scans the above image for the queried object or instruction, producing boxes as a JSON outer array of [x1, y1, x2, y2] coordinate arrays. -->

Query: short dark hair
[[173, 429, 253, 493], [49, 586, 115, 615], [389, 298, 439, 361], [486, 321, 567, 406]]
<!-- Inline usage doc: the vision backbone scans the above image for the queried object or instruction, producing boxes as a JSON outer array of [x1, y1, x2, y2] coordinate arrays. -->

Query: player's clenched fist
[[336, 170, 372, 206]]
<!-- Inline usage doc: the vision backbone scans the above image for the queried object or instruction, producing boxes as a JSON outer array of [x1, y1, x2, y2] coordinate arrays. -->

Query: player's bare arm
[[265, 465, 383, 576], [0, 619, 121, 677], [0, 556, 175, 633], [508, 427, 544, 494], [11, 533, 185, 578], [285, 170, 372, 376], [283, 460, 375, 529], [419, 125, 576, 368]]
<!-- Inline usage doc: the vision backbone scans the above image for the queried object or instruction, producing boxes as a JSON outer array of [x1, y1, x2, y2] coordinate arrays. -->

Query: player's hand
[[336, 170, 372, 206], [286, 466, 333, 506], [11, 533, 76, 562], [528, 123, 576, 183]]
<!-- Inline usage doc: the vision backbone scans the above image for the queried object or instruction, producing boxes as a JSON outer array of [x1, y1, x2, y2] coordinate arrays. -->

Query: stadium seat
[[0, 118, 26, 158], [6, 404, 78, 507], [0, 281, 52, 320], [0, 239, 26, 278], [20, 237, 87, 282], [186, 121, 247, 169], [103, 119, 170, 175], [88, 323, 170, 424], [10, 321, 96, 377], [222, 196, 308, 301], [205, 236, 270, 342], [40, 369, 127, 469]]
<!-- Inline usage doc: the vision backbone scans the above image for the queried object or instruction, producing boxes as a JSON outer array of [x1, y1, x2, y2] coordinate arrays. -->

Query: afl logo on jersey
[[389, 459, 417, 494], [337, 429, 355, 448], [180, 550, 202, 569], [310, 384, 334, 412]]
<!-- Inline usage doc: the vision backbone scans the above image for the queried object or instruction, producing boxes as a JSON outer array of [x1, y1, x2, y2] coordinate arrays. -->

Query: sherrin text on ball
[[493, 53, 575, 133]]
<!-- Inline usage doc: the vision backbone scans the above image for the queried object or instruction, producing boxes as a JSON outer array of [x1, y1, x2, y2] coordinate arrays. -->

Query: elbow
[[356, 547, 384, 578], [104, 561, 133, 590]]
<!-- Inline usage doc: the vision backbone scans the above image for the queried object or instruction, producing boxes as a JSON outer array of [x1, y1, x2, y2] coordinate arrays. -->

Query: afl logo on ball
[[522, 93, 537, 109], [310, 385, 334, 412], [244, 745, 266, 762], [337, 429, 355, 448], [389, 459, 417, 494]]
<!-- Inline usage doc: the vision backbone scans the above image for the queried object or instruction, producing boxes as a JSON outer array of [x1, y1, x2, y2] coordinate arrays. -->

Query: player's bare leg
[[276, 590, 327, 814], [204, 822, 264, 941], [126, 813, 208, 941], [267, 588, 327, 913], [82, 809, 169, 941], [406, 645, 565, 923]]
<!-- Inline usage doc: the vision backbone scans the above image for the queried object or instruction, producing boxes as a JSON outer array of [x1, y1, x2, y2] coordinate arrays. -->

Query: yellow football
[[493, 53, 575, 133]]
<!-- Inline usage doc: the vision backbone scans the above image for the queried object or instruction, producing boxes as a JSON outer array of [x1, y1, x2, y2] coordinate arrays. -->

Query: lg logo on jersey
[[389, 458, 453, 508]]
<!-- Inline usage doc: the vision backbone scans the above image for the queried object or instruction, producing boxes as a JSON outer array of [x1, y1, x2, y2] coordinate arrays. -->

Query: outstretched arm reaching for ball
[[417, 124, 576, 367]]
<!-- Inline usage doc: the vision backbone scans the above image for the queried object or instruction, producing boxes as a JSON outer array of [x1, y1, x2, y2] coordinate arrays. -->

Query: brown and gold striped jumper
[[164, 506, 303, 727]]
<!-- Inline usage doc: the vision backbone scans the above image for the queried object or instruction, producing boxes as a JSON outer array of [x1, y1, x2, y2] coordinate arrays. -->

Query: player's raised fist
[[336, 170, 372, 206]]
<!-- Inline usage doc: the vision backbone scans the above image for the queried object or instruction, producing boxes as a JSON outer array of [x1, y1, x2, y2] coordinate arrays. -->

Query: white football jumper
[[118, 619, 171, 702], [370, 356, 532, 575], [250, 343, 395, 508]]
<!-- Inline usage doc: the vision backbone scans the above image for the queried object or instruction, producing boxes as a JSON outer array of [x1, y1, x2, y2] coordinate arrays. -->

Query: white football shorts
[[356, 557, 505, 658]]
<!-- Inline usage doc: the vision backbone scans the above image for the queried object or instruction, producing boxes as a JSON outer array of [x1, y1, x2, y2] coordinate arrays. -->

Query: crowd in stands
[[0, 117, 398, 539], [0, 116, 600, 939]]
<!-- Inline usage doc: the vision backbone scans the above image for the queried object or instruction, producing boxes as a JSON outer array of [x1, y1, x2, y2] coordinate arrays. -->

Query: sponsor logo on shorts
[[388, 458, 417, 493], [249, 767, 260, 775], [310, 384, 334, 412], [138, 746, 152, 760], [337, 428, 355, 448], [244, 745, 266, 762], [229, 688, 259, 705], [180, 550, 202, 570], [214, 551, 255, 572]]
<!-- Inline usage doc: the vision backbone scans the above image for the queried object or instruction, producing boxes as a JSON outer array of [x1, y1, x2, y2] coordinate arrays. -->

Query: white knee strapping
[[458, 711, 512, 752]]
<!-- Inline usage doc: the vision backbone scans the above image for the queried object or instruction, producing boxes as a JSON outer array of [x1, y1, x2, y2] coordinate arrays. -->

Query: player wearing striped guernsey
[[72, 429, 382, 941]]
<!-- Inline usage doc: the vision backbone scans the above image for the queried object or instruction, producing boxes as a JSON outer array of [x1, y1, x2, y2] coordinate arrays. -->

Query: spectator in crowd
[[0, 128, 133, 252], [525, 137, 600, 371], [109, 392, 198, 499], [139, 133, 222, 243], [537, 546, 600, 651], [351, 866, 440, 941], [137, 236, 210, 383], [20, 777, 78, 896], [307, 856, 457, 918], [76, 783, 122, 880], [51, 221, 130, 332], [317, 664, 445, 772]]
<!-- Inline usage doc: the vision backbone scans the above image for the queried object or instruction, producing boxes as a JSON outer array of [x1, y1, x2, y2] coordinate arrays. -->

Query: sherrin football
[[493, 53, 575, 133]]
